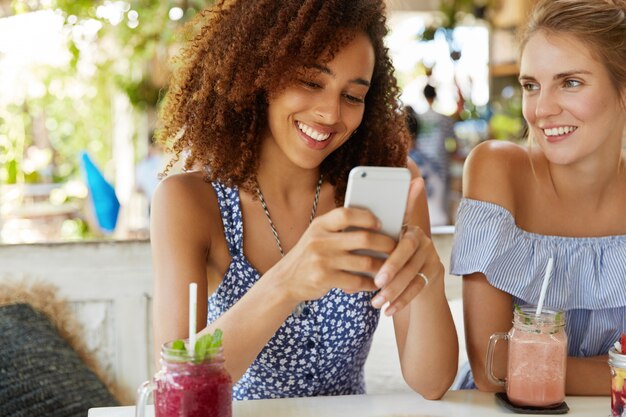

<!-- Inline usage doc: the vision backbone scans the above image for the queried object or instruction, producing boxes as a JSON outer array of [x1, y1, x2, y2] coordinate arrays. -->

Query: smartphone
[[343, 166, 411, 275], [344, 166, 411, 239]]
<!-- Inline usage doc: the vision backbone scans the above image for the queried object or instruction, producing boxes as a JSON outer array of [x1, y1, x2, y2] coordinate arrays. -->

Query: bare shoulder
[[151, 171, 220, 244], [462, 140, 530, 210], [153, 171, 216, 211], [154, 171, 211, 199]]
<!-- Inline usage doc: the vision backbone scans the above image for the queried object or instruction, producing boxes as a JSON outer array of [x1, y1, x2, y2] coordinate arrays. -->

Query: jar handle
[[485, 332, 508, 387], [135, 379, 155, 417]]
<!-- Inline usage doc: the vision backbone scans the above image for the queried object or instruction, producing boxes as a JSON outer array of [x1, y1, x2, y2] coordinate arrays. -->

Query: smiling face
[[263, 32, 375, 170], [519, 30, 626, 167]]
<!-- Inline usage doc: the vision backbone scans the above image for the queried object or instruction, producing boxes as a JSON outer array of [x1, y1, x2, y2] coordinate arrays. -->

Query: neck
[[542, 148, 625, 205], [256, 133, 322, 203]]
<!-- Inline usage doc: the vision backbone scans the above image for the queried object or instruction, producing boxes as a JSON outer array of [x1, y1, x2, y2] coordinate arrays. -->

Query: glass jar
[[487, 305, 568, 408], [609, 347, 626, 417], [136, 341, 232, 417]]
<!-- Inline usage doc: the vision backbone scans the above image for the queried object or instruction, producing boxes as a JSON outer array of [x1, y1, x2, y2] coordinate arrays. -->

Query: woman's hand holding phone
[[269, 204, 398, 306], [267, 166, 442, 314]]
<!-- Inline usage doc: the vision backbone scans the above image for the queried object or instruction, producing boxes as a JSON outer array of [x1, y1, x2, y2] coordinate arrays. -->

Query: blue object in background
[[80, 152, 120, 233]]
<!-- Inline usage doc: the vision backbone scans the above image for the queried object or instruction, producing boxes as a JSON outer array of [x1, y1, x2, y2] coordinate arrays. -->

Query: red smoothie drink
[[136, 331, 232, 417], [154, 354, 231, 417]]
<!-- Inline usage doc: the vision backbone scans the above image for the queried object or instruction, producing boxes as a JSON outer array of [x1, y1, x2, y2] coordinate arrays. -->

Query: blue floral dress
[[450, 198, 626, 389], [207, 182, 381, 400]]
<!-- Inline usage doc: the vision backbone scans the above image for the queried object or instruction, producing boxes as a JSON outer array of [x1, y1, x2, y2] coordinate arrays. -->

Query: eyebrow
[[309, 64, 371, 87], [518, 69, 592, 82]]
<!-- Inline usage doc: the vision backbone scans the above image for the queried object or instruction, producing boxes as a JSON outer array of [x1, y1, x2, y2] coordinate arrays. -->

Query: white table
[[89, 390, 609, 416]]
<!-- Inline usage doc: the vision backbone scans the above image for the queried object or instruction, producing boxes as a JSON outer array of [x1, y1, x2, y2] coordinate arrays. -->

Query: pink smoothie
[[507, 329, 567, 407], [154, 361, 232, 417]]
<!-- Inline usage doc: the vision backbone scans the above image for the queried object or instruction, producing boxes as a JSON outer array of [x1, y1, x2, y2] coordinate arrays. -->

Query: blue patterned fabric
[[208, 182, 380, 400], [450, 198, 626, 389]]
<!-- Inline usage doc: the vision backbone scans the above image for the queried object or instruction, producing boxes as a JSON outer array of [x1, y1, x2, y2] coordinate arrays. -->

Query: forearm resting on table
[[472, 355, 611, 395], [566, 355, 610, 396], [197, 276, 297, 382], [396, 282, 458, 399]]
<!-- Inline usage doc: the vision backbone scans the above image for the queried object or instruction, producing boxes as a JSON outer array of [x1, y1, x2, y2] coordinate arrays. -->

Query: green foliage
[[439, 0, 493, 28], [2, 1, 209, 186], [1, 0, 211, 241]]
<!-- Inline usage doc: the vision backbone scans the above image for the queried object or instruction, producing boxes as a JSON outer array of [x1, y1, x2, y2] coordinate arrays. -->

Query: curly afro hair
[[158, 0, 410, 203]]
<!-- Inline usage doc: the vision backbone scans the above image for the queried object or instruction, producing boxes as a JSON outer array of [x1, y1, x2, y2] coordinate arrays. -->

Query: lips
[[296, 121, 335, 150], [541, 125, 577, 143], [297, 121, 331, 141]]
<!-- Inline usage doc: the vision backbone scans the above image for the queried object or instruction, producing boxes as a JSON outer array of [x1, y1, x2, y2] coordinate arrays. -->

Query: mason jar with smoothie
[[486, 305, 567, 408], [136, 329, 232, 417]]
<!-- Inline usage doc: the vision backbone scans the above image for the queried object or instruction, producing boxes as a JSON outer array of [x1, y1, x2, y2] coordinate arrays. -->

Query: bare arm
[[151, 174, 212, 363], [378, 162, 458, 399], [565, 356, 610, 395], [463, 272, 512, 392]]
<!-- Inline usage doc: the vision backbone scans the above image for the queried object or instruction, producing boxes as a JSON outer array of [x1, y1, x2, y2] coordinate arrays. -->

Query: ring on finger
[[417, 272, 429, 286]]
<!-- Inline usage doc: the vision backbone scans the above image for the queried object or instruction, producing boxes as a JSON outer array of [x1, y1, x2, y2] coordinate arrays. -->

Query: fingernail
[[385, 306, 397, 316], [374, 272, 388, 288], [371, 295, 385, 309]]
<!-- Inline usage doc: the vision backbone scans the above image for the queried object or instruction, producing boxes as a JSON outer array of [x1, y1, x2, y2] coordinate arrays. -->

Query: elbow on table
[[402, 369, 456, 400], [472, 372, 503, 393], [407, 380, 451, 400]]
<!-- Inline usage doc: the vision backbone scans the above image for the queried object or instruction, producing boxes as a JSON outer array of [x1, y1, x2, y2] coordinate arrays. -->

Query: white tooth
[[298, 122, 330, 141], [558, 127, 564, 135]]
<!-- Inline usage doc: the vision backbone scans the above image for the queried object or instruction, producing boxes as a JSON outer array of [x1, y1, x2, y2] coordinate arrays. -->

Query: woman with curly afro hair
[[151, 0, 457, 400]]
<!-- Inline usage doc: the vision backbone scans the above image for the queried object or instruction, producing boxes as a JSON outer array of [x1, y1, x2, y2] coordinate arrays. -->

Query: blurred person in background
[[135, 132, 166, 213], [411, 85, 457, 226]]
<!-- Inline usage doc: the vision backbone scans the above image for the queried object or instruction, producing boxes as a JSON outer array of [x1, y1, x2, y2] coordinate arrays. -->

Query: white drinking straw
[[535, 257, 554, 316], [189, 282, 197, 354]]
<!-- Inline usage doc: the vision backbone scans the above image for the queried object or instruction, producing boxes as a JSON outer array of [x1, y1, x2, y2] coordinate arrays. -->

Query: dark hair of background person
[[157, 0, 410, 203], [423, 84, 437, 102], [404, 105, 420, 138], [518, 0, 626, 94]]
